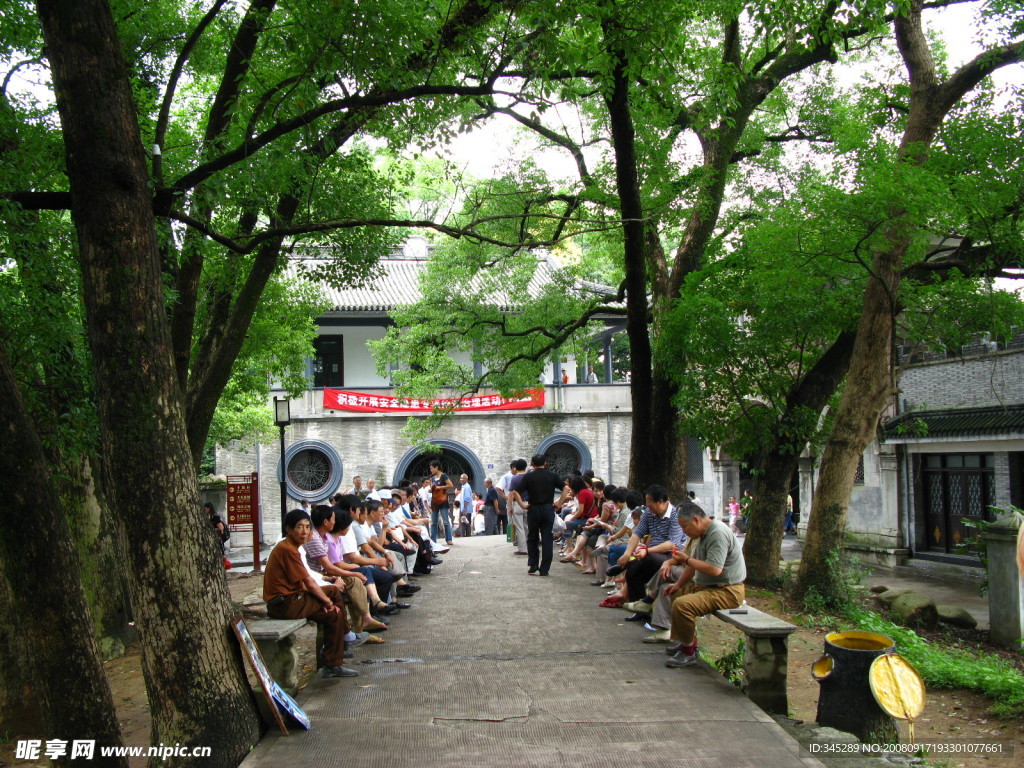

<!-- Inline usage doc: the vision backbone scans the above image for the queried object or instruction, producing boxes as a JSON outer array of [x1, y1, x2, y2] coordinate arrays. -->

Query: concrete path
[[241, 535, 822, 768]]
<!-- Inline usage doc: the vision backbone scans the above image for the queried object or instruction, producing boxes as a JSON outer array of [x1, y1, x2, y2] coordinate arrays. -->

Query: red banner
[[323, 388, 545, 413]]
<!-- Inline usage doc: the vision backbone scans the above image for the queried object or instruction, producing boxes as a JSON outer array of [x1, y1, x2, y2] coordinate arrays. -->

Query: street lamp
[[274, 396, 291, 536]]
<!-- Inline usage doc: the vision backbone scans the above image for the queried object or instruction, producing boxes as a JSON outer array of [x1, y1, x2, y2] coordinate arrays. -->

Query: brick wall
[[899, 349, 1024, 411]]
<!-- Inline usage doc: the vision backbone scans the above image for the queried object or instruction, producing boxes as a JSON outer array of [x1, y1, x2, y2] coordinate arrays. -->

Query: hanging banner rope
[[323, 388, 545, 413]]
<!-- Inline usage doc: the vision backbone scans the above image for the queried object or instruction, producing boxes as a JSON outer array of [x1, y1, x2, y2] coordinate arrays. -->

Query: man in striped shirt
[[611, 485, 685, 615]]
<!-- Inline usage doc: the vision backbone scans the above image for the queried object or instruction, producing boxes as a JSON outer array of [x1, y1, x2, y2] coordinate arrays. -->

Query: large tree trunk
[[70, 454, 134, 657], [797, 257, 900, 596], [0, 343, 127, 768], [744, 452, 800, 584], [742, 331, 859, 582], [35, 1, 261, 765]]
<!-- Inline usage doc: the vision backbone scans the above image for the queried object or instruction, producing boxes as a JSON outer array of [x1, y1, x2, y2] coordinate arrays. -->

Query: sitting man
[[611, 484, 685, 619], [263, 509, 363, 678], [663, 503, 747, 668]]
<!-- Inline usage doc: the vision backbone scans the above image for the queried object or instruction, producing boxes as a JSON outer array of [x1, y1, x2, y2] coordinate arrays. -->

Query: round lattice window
[[545, 442, 583, 478], [288, 449, 332, 493], [280, 440, 343, 501]]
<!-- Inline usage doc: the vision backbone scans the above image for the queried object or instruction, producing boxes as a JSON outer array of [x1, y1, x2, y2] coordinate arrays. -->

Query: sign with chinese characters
[[323, 388, 545, 413], [227, 473, 258, 527], [227, 472, 261, 571]]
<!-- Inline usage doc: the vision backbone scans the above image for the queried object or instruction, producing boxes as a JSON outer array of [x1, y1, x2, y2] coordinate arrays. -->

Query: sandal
[[599, 595, 626, 608], [364, 634, 385, 644], [559, 556, 576, 563]]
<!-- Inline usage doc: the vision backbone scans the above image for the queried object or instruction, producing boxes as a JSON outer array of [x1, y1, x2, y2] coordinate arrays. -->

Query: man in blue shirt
[[611, 485, 685, 615]]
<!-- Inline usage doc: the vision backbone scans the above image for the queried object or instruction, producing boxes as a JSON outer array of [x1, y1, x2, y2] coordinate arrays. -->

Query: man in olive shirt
[[663, 504, 746, 668], [264, 509, 360, 678]]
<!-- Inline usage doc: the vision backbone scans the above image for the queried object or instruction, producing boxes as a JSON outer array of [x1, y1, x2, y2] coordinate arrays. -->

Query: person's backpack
[[220, 521, 231, 543]]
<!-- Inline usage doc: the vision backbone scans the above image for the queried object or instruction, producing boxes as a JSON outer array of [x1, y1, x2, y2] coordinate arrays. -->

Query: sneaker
[[623, 600, 652, 614], [348, 632, 370, 647], [665, 642, 696, 656], [600, 580, 616, 589], [665, 651, 699, 668], [643, 630, 673, 643], [322, 665, 359, 678]]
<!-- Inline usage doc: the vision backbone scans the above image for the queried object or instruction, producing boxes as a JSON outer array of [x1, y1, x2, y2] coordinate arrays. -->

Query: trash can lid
[[869, 653, 926, 721]]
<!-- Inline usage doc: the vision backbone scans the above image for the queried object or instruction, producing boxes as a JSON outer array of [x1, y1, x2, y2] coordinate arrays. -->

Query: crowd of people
[[503, 457, 748, 669], [250, 453, 748, 677], [260, 476, 452, 679]]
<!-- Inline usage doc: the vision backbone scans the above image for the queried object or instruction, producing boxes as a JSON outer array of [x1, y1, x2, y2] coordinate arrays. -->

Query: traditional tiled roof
[[883, 404, 1024, 442], [285, 241, 620, 314]]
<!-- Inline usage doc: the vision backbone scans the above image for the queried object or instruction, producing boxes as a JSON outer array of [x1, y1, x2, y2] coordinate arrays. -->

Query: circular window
[[288, 449, 333, 493], [535, 433, 593, 478], [279, 440, 343, 502], [545, 442, 583, 478]]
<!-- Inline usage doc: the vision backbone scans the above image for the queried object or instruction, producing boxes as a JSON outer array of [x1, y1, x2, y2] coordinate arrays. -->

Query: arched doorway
[[393, 439, 486, 493], [535, 433, 593, 478]]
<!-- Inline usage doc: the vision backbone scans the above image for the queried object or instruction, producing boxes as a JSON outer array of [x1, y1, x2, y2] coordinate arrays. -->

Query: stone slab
[[247, 617, 307, 640], [714, 606, 797, 637]]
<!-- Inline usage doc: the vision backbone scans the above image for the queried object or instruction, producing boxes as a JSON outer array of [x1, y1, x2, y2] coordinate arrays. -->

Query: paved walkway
[[241, 536, 823, 768]]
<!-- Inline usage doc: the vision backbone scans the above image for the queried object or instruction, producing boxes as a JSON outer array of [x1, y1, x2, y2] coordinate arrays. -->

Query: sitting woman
[[564, 487, 616, 571], [304, 505, 388, 638], [558, 476, 595, 561], [327, 509, 398, 620], [586, 487, 629, 582], [598, 493, 644, 606]]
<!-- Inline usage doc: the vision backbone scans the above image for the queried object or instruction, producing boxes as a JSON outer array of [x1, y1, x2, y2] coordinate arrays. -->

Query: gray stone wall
[[218, 411, 636, 541], [899, 349, 1024, 411]]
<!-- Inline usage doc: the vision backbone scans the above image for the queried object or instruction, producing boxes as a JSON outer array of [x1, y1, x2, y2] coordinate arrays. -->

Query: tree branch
[[152, 0, 232, 185]]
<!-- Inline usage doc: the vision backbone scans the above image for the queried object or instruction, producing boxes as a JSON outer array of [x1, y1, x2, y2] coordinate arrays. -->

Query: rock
[[936, 604, 978, 629], [241, 590, 264, 607], [890, 592, 938, 629], [876, 587, 914, 606], [869, 584, 890, 594], [808, 726, 860, 744]]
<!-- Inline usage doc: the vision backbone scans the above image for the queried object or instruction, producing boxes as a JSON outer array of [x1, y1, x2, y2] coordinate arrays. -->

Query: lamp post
[[274, 396, 291, 536]]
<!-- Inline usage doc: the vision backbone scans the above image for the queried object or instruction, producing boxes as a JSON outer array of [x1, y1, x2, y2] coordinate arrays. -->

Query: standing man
[[428, 460, 454, 546], [481, 478, 500, 535], [664, 505, 746, 667], [458, 474, 474, 537], [586, 366, 598, 384], [495, 462, 515, 535], [263, 509, 362, 678], [506, 459, 529, 555], [518, 454, 562, 576]]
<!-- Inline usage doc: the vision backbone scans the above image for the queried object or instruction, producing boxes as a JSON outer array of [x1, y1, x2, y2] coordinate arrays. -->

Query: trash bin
[[812, 631, 898, 742]]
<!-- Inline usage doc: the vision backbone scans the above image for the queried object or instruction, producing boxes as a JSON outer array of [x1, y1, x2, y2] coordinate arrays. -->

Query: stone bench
[[247, 618, 313, 693], [713, 606, 797, 715]]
